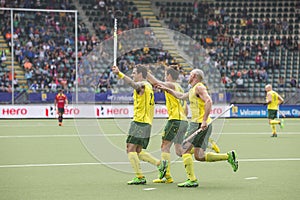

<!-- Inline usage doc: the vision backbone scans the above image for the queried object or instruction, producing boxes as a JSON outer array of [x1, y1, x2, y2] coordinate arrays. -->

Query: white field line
[[0, 158, 300, 168], [0, 132, 299, 139]]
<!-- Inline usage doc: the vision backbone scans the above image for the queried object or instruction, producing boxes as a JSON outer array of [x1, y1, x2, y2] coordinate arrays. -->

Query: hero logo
[[2, 108, 27, 115], [210, 107, 223, 114], [96, 106, 129, 116], [45, 106, 80, 117]]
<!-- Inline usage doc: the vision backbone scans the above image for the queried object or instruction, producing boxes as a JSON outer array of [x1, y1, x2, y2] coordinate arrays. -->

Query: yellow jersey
[[267, 90, 279, 110], [188, 82, 211, 123], [165, 82, 187, 121], [133, 81, 155, 125]]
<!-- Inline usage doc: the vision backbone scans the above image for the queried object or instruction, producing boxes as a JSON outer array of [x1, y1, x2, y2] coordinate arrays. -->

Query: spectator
[[290, 76, 297, 87], [259, 68, 268, 82], [221, 73, 232, 85], [29, 80, 39, 92], [278, 76, 285, 88], [235, 77, 244, 91]]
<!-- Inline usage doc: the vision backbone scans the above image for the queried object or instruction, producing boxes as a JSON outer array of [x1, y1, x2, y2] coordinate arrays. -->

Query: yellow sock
[[205, 152, 228, 162], [270, 120, 280, 125], [128, 152, 143, 177], [161, 152, 171, 177], [190, 147, 194, 154], [182, 153, 197, 181], [271, 125, 276, 134], [138, 151, 159, 166]]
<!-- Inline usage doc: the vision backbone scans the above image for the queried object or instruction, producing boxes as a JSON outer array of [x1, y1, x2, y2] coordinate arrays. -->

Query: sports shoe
[[153, 176, 173, 183], [280, 119, 284, 129], [271, 133, 278, 137], [127, 177, 146, 185], [157, 160, 168, 179], [177, 179, 199, 187], [209, 138, 220, 153], [227, 150, 238, 172]]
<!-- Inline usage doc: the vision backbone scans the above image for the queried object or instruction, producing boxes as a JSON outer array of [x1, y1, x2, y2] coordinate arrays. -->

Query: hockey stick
[[113, 18, 117, 66], [182, 104, 234, 145]]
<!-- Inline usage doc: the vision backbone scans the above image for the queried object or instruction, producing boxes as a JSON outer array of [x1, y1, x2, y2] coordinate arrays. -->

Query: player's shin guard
[[138, 151, 159, 166], [182, 153, 197, 181], [128, 152, 143, 178], [271, 125, 276, 134], [205, 152, 228, 162]]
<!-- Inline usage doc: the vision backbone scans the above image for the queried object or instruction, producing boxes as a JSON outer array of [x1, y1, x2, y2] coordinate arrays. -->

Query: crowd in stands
[[0, 0, 178, 95], [1, 0, 299, 99], [158, 0, 300, 93]]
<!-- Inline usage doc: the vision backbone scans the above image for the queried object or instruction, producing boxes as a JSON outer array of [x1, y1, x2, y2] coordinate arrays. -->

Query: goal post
[[0, 7, 78, 104]]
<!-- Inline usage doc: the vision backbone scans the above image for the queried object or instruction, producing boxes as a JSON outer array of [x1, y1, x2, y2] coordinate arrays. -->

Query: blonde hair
[[191, 69, 204, 82]]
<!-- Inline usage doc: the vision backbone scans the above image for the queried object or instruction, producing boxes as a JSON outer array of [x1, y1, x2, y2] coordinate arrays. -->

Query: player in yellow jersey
[[148, 66, 220, 184], [158, 69, 238, 187], [111, 65, 167, 185], [265, 84, 284, 137], [147, 66, 188, 183]]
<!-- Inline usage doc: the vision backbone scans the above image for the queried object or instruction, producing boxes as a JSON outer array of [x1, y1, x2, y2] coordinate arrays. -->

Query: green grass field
[[0, 118, 299, 200]]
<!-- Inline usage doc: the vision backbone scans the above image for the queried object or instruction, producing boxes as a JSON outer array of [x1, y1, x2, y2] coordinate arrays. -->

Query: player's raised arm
[[147, 71, 175, 90], [157, 83, 188, 100], [111, 65, 143, 90]]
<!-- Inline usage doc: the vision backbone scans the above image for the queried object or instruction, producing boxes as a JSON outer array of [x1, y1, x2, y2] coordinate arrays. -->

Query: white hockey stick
[[113, 18, 118, 66], [182, 104, 234, 144]]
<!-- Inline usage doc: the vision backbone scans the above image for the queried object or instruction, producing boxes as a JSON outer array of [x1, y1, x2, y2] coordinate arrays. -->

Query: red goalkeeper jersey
[[55, 94, 67, 108]]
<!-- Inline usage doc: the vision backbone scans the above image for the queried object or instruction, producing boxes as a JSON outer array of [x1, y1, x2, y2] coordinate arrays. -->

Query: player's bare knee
[[194, 154, 205, 161]]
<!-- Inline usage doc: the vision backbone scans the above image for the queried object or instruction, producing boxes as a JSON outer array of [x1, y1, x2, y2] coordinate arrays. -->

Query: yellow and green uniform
[[187, 82, 212, 148], [266, 90, 279, 119], [127, 81, 155, 149], [266, 90, 281, 134], [163, 82, 188, 144], [182, 82, 230, 183]]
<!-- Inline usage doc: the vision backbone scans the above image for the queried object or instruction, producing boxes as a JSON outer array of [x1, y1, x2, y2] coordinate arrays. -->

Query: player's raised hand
[[111, 65, 120, 74]]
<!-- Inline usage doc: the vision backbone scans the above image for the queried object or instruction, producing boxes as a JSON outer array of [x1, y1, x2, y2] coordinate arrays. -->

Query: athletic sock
[[271, 125, 276, 134], [58, 116, 62, 123], [182, 153, 197, 181], [128, 152, 143, 178], [161, 152, 171, 177], [190, 147, 194, 154], [205, 152, 228, 162], [138, 151, 159, 166]]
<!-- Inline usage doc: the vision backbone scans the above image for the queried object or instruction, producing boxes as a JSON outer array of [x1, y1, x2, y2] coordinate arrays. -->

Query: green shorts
[[268, 109, 278, 119], [185, 122, 212, 149], [126, 121, 152, 149], [162, 120, 188, 144]]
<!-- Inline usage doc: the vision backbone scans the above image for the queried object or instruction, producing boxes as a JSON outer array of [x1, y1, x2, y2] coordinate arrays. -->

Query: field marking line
[[1, 158, 300, 168], [0, 132, 299, 138]]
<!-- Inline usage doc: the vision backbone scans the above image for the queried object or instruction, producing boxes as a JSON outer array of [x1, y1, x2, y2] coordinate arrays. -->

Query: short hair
[[136, 64, 148, 79], [192, 69, 204, 81], [166, 67, 179, 80], [265, 84, 272, 91]]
